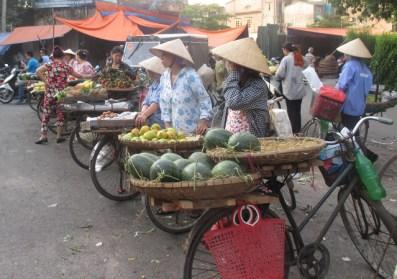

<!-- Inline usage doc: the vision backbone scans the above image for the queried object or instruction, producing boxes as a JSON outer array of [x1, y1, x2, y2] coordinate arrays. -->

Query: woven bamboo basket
[[207, 137, 325, 166], [130, 173, 262, 201], [365, 98, 397, 113], [119, 135, 203, 152]]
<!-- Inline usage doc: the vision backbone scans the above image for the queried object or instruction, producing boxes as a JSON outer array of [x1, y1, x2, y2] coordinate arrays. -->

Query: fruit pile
[[55, 80, 107, 101], [120, 124, 190, 143], [30, 81, 45, 93], [204, 128, 261, 151], [126, 151, 246, 182], [98, 111, 119, 120], [97, 69, 133, 89]]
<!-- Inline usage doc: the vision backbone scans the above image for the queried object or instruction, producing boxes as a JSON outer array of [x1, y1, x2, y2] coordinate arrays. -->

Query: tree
[[330, 0, 397, 22], [310, 15, 352, 28], [0, 0, 33, 31], [182, 4, 230, 30]]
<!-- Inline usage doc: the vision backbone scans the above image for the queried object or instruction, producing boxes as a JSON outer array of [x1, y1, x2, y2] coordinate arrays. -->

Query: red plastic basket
[[203, 206, 286, 279], [311, 86, 346, 121]]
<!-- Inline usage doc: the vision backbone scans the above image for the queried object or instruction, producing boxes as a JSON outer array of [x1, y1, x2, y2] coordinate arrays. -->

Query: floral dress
[[160, 67, 212, 135], [225, 109, 250, 134], [41, 61, 72, 134]]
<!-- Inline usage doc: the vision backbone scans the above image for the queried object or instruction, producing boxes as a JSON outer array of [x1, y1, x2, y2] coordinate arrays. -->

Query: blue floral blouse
[[160, 67, 212, 134], [142, 79, 163, 127]]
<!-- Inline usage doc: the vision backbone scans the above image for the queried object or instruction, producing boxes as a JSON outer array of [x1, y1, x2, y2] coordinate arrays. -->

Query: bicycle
[[183, 116, 397, 279]]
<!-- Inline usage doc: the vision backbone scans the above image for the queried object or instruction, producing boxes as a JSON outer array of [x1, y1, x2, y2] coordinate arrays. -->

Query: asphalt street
[[0, 97, 396, 278]]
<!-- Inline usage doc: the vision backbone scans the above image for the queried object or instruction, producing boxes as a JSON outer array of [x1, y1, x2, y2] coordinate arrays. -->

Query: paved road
[[0, 100, 395, 279]]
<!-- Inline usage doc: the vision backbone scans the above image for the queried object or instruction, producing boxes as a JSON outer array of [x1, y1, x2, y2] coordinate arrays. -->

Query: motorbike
[[0, 64, 11, 84], [0, 67, 20, 104]]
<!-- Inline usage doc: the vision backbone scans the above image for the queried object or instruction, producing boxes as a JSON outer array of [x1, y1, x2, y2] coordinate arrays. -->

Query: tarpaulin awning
[[0, 33, 10, 55], [56, 10, 143, 42], [127, 15, 169, 29], [288, 27, 347, 38], [181, 25, 249, 48], [0, 25, 71, 45]]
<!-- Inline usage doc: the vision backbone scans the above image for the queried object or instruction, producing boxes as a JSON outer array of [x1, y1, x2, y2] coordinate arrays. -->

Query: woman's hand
[[135, 113, 147, 128], [196, 119, 209, 135]]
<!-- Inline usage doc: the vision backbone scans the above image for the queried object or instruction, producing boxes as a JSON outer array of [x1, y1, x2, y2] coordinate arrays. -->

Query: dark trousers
[[341, 113, 361, 131], [285, 98, 302, 134]]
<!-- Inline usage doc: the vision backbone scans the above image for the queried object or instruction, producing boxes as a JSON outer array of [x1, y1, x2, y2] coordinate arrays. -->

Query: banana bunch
[[31, 82, 45, 93], [81, 80, 94, 90]]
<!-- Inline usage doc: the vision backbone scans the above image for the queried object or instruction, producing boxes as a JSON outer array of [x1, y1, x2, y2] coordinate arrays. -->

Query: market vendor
[[101, 46, 135, 80], [150, 39, 212, 135], [74, 49, 95, 76], [135, 56, 165, 128], [63, 49, 77, 68], [35, 46, 94, 145], [336, 38, 373, 131], [211, 38, 270, 137]]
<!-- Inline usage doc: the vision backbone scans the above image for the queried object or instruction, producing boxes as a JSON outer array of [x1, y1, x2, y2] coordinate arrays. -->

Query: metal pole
[[1, 0, 7, 32], [52, 8, 55, 49]]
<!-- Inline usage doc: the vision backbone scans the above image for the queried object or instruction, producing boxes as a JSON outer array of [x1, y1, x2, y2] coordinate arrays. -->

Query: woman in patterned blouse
[[211, 38, 272, 138], [35, 46, 93, 144], [150, 39, 212, 135]]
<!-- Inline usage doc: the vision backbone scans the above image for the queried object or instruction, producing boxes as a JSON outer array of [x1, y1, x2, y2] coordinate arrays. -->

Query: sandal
[[35, 138, 48, 145]]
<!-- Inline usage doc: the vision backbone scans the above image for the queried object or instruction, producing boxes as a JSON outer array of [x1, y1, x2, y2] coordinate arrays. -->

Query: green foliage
[[182, 4, 230, 30], [346, 29, 376, 54], [0, 0, 34, 30], [330, 0, 397, 23], [370, 34, 397, 90], [310, 15, 352, 28]]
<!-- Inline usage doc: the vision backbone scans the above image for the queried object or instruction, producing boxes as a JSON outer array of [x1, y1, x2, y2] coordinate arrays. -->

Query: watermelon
[[161, 152, 183, 162], [140, 152, 160, 162], [228, 132, 261, 151], [212, 160, 244, 178], [182, 162, 212, 181], [149, 159, 179, 182], [204, 128, 232, 149], [174, 158, 192, 177], [127, 154, 155, 179], [188, 152, 214, 168]]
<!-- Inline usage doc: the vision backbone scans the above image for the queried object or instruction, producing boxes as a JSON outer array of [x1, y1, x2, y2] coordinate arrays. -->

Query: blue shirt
[[160, 67, 212, 134], [142, 80, 163, 127], [27, 58, 39, 74], [41, 55, 50, 64], [336, 59, 373, 116]]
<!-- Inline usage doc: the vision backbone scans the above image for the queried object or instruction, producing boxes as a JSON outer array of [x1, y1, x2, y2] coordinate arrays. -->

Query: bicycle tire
[[338, 187, 397, 278], [183, 207, 294, 279], [301, 118, 321, 138], [143, 194, 202, 234], [69, 126, 99, 170], [281, 178, 297, 211], [27, 91, 39, 112], [89, 136, 139, 201]]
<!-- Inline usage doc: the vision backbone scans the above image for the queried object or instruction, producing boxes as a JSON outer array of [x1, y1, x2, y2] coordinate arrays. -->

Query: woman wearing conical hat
[[211, 38, 270, 137], [336, 38, 373, 130], [135, 56, 166, 128], [150, 39, 212, 135]]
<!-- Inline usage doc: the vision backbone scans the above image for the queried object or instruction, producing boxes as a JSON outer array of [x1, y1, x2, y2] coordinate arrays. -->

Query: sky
[[188, 0, 228, 6]]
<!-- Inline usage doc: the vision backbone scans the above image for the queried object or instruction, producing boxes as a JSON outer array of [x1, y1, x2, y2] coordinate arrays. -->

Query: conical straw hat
[[211, 38, 271, 75], [150, 39, 194, 65], [336, 38, 372, 59], [139, 56, 165, 75], [63, 49, 76, 56]]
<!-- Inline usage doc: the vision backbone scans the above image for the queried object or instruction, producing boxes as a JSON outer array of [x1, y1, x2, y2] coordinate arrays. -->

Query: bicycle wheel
[[301, 118, 321, 138], [183, 207, 294, 279], [37, 99, 74, 136], [281, 178, 297, 211], [27, 91, 39, 112], [339, 187, 397, 278], [378, 154, 397, 217], [69, 126, 100, 170], [89, 136, 139, 201], [144, 195, 202, 234]]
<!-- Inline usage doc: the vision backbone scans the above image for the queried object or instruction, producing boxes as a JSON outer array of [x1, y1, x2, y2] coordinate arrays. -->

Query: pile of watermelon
[[126, 151, 245, 182], [204, 128, 261, 151]]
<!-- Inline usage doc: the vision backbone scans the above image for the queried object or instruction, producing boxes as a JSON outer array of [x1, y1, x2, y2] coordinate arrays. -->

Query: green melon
[[228, 132, 261, 151], [149, 159, 179, 182], [211, 160, 244, 178], [204, 128, 232, 149], [188, 152, 214, 168], [161, 152, 184, 162], [181, 162, 212, 181], [174, 158, 192, 177], [127, 154, 155, 179], [140, 152, 160, 162]]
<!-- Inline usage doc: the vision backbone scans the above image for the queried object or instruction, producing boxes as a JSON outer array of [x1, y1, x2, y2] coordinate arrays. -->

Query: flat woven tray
[[119, 135, 203, 151], [207, 137, 325, 166], [106, 87, 136, 92], [130, 173, 262, 201], [365, 98, 397, 113]]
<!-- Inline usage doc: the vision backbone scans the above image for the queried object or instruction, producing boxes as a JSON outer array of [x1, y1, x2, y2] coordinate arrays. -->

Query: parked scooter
[[0, 64, 10, 83], [0, 67, 20, 104]]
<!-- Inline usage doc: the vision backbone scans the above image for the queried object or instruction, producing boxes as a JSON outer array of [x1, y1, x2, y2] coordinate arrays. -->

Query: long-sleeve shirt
[[336, 58, 373, 116], [142, 79, 163, 127], [275, 52, 306, 100], [160, 67, 212, 135], [27, 58, 39, 74], [222, 71, 268, 137]]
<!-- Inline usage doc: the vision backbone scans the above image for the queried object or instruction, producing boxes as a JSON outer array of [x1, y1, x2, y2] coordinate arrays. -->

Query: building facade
[[225, 0, 283, 38], [284, 1, 325, 27]]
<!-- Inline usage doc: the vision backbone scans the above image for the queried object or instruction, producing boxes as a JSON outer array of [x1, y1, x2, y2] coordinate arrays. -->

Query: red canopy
[[56, 11, 143, 42], [0, 25, 71, 45]]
